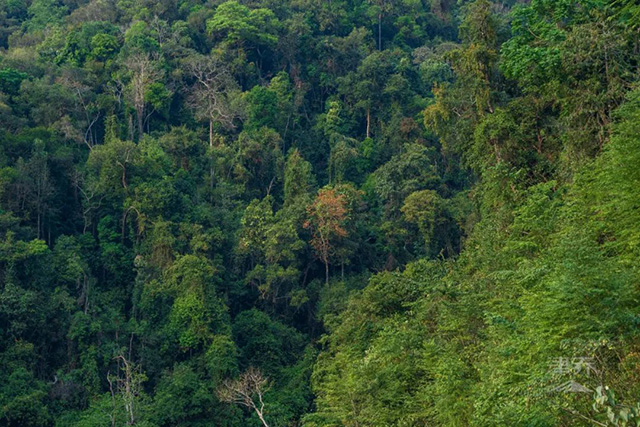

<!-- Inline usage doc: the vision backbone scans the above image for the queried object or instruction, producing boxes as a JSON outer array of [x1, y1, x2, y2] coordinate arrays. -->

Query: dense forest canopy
[[1, 0, 640, 425]]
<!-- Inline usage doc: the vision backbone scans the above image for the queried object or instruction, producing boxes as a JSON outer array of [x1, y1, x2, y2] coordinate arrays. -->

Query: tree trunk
[[325, 260, 329, 285], [378, 13, 382, 50], [366, 107, 371, 139], [255, 408, 269, 427], [122, 209, 129, 243], [121, 165, 127, 188], [128, 114, 134, 141], [136, 107, 144, 139], [209, 118, 214, 148]]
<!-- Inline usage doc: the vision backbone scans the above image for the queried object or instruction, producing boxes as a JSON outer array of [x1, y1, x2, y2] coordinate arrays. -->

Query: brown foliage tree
[[304, 188, 349, 284]]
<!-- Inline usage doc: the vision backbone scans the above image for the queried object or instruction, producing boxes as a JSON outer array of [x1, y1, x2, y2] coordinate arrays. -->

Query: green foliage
[[207, 1, 280, 48], [25, 0, 68, 31], [232, 309, 305, 375], [0, 368, 50, 426], [1, 0, 639, 424], [284, 149, 315, 207], [90, 33, 120, 62], [311, 260, 447, 425], [0, 67, 27, 96], [151, 363, 218, 426]]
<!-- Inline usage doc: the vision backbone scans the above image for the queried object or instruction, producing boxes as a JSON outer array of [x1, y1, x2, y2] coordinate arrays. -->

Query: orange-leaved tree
[[304, 188, 349, 285]]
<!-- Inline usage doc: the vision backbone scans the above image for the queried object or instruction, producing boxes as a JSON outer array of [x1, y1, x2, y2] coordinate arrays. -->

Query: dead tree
[[217, 367, 270, 427], [108, 354, 146, 426], [184, 54, 240, 147], [124, 53, 163, 140]]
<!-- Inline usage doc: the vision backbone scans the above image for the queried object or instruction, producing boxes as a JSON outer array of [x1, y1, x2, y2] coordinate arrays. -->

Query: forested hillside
[[1, 0, 640, 425]]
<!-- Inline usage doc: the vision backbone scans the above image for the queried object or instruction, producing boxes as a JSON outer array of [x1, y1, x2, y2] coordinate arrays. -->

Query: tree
[[25, 0, 67, 31], [89, 33, 119, 62], [401, 189, 441, 247], [236, 127, 285, 197], [151, 362, 220, 426], [86, 136, 138, 193], [123, 53, 164, 139], [237, 197, 304, 304], [502, 0, 631, 158], [304, 188, 349, 285], [423, 0, 502, 173], [14, 141, 54, 240], [207, 1, 280, 49], [244, 85, 279, 131], [284, 149, 315, 209], [57, 68, 102, 149], [337, 50, 404, 140], [366, 0, 393, 50], [454, 0, 497, 115], [369, 143, 443, 263], [309, 260, 447, 426], [107, 354, 147, 426], [159, 254, 227, 352], [184, 53, 241, 147], [0, 68, 27, 96], [218, 367, 270, 427]]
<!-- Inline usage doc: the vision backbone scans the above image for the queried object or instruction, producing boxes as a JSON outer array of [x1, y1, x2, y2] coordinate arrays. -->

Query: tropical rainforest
[[1, 0, 640, 425]]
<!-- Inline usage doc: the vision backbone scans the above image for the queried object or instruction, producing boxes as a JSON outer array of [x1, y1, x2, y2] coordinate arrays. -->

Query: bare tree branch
[[217, 367, 270, 427], [183, 53, 242, 147], [123, 53, 164, 139]]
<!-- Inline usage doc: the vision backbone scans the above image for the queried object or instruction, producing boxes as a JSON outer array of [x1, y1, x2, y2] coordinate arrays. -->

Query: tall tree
[[123, 53, 164, 139], [304, 188, 350, 285], [184, 53, 240, 147]]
